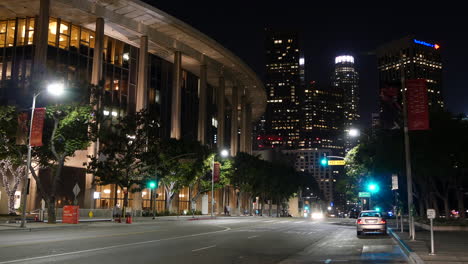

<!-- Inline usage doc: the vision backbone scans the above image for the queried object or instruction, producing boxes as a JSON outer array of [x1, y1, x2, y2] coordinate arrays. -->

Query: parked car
[[356, 210, 387, 236]]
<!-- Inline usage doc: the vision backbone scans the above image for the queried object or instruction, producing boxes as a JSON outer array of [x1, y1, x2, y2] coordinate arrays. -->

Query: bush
[[415, 216, 468, 226]]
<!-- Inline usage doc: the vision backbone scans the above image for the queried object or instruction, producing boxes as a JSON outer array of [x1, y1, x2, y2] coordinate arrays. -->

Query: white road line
[[263, 220, 275, 223], [325, 259, 332, 264], [247, 235, 259, 239], [191, 245, 216, 252], [294, 221, 304, 224], [0, 226, 231, 264]]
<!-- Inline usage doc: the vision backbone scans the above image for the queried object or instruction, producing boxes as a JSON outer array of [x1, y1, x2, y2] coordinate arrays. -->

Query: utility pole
[[400, 54, 415, 240]]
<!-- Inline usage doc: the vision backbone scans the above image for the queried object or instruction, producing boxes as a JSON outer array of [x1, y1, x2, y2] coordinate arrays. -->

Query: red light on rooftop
[[434, 44, 440, 49]]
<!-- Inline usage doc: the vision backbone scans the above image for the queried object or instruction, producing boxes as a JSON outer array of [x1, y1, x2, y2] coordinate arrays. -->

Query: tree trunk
[[261, 197, 265, 216], [248, 194, 253, 216], [443, 196, 450, 218], [418, 195, 425, 217], [457, 189, 466, 218], [47, 198, 56, 224], [430, 193, 439, 216], [276, 198, 280, 217], [237, 191, 242, 215], [122, 191, 129, 217], [268, 200, 272, 217], [7, 192, 16, 215], [113, 184, 118, 206]]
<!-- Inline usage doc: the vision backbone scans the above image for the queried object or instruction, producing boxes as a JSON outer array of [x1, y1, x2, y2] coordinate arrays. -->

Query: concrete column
[[245, 103, 253, 154], [217, 75, 226, 148], [136, 36, 148, 111], [32, 0, 49, 78], [84, 17, 105, 209], [91, 17, 104, 85], [240, 95, 247, 153], [171, 51, 182, 139], [197, 56, 207, 144], [230, 86, 239, 156]]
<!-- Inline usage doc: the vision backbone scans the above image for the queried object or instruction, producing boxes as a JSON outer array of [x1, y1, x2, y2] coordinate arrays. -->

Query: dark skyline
[[151, 2, 467, 126]]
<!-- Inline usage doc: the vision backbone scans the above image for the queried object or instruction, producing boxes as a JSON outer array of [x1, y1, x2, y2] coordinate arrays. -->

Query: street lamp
[[348, 128, 360, 137], [20, 82, 65, 228], [211, 149, 229, 218]]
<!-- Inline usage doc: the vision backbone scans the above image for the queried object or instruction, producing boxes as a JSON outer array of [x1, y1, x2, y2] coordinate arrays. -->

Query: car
[[356, 210, 387, 236]]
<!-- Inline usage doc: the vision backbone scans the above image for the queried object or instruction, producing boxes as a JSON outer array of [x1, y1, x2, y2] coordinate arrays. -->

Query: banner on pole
[[16, 112, 29, 145], [406, 79, 429, 131], [379, 82, 403, 130], [30, 108, 46, 147], [213, 162, 220, 183]]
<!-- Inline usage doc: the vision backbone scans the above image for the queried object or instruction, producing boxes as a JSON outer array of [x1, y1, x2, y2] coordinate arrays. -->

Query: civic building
[[0, 0, 266, 215]]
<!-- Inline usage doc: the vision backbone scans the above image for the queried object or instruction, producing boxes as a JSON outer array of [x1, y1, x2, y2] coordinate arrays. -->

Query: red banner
[[30, 108, 46, 147], [213, 162, 220, 183], [406, 79, 429, 130]]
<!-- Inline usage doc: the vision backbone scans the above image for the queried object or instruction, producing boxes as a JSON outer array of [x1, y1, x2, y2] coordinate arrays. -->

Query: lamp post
[[211, 149, 229, 218], [20, 82, 64, 228]]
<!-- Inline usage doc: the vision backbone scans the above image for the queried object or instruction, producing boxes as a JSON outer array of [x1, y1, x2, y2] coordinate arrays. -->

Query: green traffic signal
[[367, 183, 379, 193], [320, 158, 328, 166], [147, 180, 158, 189], [304, 205, 309, 210], [375, 207, 381, 212]]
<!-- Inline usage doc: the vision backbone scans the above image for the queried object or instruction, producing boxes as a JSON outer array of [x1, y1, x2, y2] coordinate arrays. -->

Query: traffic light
[[304, 205, 309, 211], [375, 207, 381, 212], [320, 157, 328, 166], [147, 179, 158, 189], [367, 183, 379, 193]]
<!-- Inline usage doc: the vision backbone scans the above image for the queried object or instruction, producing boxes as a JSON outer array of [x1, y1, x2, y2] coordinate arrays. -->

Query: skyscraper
[[332, 55, 360, 152], [376, 36, 444, 110], [264, 29, 304, 148], [300, 81, 345, 156]]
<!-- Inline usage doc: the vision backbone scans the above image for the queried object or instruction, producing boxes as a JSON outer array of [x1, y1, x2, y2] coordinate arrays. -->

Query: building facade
[[0, 0, 266, 215], [263, 29, 304, 148], [376, 36, 444, 110], [300, 81, 345, 156], [331, 55, 359, 152], [282, 149, 335, 204]]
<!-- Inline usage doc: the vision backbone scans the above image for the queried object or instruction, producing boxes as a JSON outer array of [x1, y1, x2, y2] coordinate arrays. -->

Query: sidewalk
[[389, 220, 468, 264], [0, 214, 242, 232]]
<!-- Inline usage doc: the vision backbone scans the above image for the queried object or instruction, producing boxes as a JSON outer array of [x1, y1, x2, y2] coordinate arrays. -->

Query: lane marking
[[0, 229, 163, 248], [263, 220, 275, 223], [0, 226, 231, 264], [295, 221, 304, 224], [247, 235, 259, 239], [325, 259, 332, 263], [192, 245, 216, 252]]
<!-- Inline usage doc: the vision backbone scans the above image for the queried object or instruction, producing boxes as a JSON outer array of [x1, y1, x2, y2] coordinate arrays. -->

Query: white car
[[356, 210, 387, 236]]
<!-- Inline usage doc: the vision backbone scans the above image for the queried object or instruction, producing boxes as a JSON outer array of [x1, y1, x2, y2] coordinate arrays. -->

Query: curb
[[388, 227, 425, 264]]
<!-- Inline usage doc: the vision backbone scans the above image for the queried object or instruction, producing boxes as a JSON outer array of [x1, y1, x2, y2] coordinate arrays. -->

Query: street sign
[[213, 162, 220, 182], [392, 174, 398, 190], [427, 209, 436, 219], [73, 183, 80, 196], [359, 192, 371, 198], [328, 160, 345, 166]]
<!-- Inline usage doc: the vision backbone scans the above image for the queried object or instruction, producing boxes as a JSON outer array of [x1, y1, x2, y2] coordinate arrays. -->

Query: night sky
[[150, 2, 467, 127]]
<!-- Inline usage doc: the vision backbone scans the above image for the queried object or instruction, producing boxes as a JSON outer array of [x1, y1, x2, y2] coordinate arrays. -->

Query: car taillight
[[380, 219, 386, 224], [357, 219, 363, 224]]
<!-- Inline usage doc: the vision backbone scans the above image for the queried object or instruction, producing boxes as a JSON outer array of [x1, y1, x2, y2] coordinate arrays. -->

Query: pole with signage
[[427, 209, 436, 255]]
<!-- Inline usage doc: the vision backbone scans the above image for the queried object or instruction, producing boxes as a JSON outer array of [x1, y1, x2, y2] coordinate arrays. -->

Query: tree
[[188, 153, 233, 213], [0, 106, 28, 215], [87, 109, 158, 217], [0, 159, 26, 215], [156, 138, 208, 212], [30, 104, 93, 223]]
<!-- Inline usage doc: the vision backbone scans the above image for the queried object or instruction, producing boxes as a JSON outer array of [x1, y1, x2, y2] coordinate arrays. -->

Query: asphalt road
[[0, 217, 408, 264]]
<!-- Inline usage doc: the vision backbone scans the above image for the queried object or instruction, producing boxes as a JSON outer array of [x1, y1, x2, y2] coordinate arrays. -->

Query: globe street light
[[348, 128, 360, 137], [211, 149, 229, 218], [20, 82, 65, 228]]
